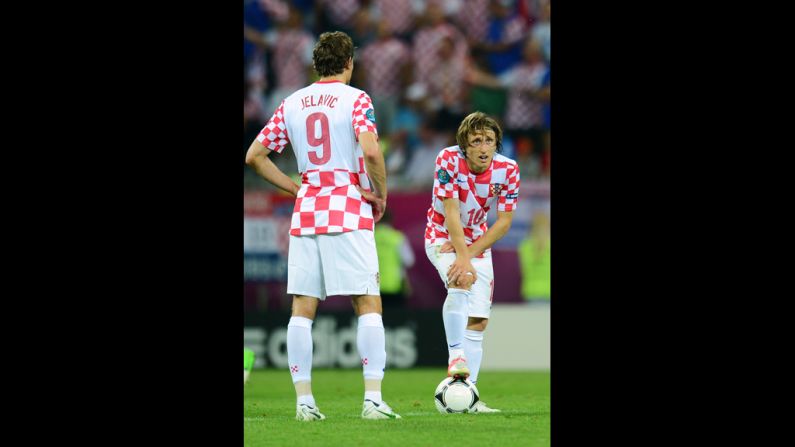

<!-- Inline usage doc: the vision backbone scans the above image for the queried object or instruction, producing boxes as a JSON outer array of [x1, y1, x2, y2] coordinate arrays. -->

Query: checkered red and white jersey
[[424, 146, 520, 253], [256, 80, 379, 236]]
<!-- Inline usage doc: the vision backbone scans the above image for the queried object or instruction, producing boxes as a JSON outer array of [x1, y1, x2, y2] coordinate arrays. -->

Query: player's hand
[[456, 272, 475, 289], [440, 241, 456, 253], [357, 187, 386, 223], [447, 257, 477, 288]]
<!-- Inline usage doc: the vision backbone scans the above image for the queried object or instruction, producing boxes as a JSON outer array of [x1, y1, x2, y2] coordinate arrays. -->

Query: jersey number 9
[[306, 112, 331, 165]]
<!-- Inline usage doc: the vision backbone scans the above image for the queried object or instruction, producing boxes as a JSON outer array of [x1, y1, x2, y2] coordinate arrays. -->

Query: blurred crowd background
[[243, 0, 550, 312]]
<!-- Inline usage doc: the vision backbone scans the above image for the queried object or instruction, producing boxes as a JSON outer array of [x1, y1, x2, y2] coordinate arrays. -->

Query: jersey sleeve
[[498, 162, 520, 212], [351, 92, 378, 140], [433, 150, 459, 200], [256, 100, 290, 153]]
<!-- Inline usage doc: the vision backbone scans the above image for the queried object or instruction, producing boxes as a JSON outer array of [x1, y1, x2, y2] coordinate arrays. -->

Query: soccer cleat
[[361, 399, 402, 419], [447, 356, 470, 379], [470, 401, 501, 413], [295, 404, 326, 421]]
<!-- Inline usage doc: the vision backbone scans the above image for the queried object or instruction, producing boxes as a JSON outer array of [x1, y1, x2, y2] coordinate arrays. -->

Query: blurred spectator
[[244, 0, 272, 64], [472, 0, 529, 75], [411, 3, 468, 90], [375, 211, 416, 308], [263, 7, 317, 115], [540, 129, 550, 178], [530, 0, 550, 63], [402, 123, 451, 189], [384, 131, 409, 183], [244, 57, 269, 153], [316, 0, 360, 34], [394, 87, 425, 147], [518, 211, 550, 303], [467, 37, 549, 178], [427, 36, 469, 132], [467, 51, 508, 122], [371, 0, 417, 40], [350, 7, 377, 48], [360, 20, 412, 136], [455, 0, 492, 45], [259, 0, 290, 22], [287, 0, 318, 30]]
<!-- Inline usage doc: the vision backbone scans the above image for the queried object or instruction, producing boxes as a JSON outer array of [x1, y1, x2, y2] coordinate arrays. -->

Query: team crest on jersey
[[366, 108, 376, 122], [437, 169, 451, 184], [490, 184, 503, 196]]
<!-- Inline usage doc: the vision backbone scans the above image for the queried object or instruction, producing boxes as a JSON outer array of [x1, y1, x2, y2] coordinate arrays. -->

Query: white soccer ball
[[434, 377, 480, 413]]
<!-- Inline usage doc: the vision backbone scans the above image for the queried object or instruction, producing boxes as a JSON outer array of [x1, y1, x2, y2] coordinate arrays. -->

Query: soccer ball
[[434, 377, 479, 413]]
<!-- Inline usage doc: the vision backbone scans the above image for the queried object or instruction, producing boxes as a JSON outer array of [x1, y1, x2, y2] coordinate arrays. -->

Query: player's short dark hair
[[456, 112, 503, 155], [313, 31, 354, 77]]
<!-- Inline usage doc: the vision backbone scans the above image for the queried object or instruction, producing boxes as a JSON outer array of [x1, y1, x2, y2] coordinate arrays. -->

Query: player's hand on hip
[[440, 241, 456, 253], [357, 187, 386, 223]]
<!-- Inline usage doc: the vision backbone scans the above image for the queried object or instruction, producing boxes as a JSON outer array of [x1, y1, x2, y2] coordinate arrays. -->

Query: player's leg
[[318, 230, 400, 419], [289, 295, 321, 409], [286, 235, 326, 421], [425, 244, 472, 378], [351, 294, 400, 419], [463, 255, 494, 385], [464, 256, 500, 413], [464, 317, 488, 385]]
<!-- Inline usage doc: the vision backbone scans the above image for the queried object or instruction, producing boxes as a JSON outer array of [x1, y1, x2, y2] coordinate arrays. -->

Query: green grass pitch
[[244, 368, 550, 446]]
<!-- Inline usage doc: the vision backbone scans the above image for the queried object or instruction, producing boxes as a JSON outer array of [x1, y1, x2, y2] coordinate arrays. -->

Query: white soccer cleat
[[295, 404, 326, 421], [361, 400, 402, 419], [470, 400, 501, 413], [447, 356, 470, 379]]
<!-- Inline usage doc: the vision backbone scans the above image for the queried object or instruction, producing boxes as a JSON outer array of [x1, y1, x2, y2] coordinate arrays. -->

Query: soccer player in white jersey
[[424, 112, 520, 413], [245, 31, 400, 421]]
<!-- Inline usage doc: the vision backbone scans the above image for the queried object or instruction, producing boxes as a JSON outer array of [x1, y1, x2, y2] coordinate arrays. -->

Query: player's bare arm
[[245, 139, 300, 197], [442, 210, 514, 259], [442, 197, 477, 287], [357, 131, 387, 222]]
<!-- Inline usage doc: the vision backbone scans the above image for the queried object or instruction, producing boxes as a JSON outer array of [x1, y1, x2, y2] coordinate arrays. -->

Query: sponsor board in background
[[244, 310, 443, 368], [244, 305, 550, 370]]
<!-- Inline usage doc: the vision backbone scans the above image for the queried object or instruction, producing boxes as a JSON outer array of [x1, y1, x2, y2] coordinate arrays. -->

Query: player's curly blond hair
[[456, 112, 503, 155], [313, 31, 354, 77]]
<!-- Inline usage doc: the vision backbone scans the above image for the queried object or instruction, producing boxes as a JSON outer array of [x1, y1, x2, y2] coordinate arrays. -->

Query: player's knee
[[291, 295, 319, 319], [352, 294, 382, 316], [467, 317, 488, 331], [447, 280, 473, 290]]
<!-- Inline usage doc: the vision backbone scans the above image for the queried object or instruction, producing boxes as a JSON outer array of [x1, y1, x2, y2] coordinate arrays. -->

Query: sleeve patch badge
[[505, 193, 519, 199], [365, 108, 376, 122], [437, 169, 451, 184]]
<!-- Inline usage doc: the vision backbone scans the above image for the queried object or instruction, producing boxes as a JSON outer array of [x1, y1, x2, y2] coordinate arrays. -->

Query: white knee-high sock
[[443, 288, 470, 361], [287, 316, 314, 387], [464, 329, 484, 384], [357, 313, 386, 384]]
